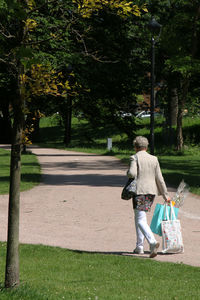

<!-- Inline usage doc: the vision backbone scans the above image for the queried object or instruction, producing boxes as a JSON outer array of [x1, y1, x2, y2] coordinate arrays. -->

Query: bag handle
[[163, 203, 169, 221], [170, 202, 176, 220], [163, 202, 176, 221]]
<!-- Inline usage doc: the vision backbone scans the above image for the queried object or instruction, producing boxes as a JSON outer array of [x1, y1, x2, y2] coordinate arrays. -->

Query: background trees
[[0, 0, 143, 288], [0, 0, 78, 288], [1, 1, 200, 149], [0, 0, 200, 288], [149, 0, 200, 149]]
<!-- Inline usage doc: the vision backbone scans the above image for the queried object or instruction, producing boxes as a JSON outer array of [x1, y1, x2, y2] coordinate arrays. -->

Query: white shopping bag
[[161, 203, 184, 254]]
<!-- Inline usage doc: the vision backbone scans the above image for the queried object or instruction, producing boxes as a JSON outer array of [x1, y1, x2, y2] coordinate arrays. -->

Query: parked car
[[136, 111, 162, 118], [136, 111, 151, 118], [116, 111, 133, 118]]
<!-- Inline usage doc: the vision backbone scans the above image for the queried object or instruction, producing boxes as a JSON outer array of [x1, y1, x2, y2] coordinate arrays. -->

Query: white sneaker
[[133, 247, 144, 254], [149, 242, 160, 258]]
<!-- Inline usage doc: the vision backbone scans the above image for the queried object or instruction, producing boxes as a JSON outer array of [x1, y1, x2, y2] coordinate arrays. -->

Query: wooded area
[[0, 0, 200, 288]]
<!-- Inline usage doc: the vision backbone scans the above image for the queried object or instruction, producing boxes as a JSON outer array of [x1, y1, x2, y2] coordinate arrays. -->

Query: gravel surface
[[0, 145, 199, 267]]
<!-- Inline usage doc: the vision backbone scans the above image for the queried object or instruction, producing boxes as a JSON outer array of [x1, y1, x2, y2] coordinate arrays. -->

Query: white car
[[136, 111, 151, 118], [116, 111, 132, 118], [136, 111, 162, 118]]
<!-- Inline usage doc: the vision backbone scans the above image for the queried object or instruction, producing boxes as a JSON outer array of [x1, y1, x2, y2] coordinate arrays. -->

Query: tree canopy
[[0, 0, 146, 288]]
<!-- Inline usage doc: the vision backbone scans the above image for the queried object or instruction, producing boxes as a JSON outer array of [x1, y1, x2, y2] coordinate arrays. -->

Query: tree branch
[[0, 57, 16, 67], [72, 28, 119, 63], [22, 35, 55, 46], [191, 5, 200, 57], [27, 0, 66, 15], [22, 21, 72, 46], [0, 23, 15, 39], [81, 51, 119, 63]]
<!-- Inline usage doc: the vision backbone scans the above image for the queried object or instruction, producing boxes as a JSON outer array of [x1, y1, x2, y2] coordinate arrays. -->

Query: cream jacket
[[127, 150, 168, 200]]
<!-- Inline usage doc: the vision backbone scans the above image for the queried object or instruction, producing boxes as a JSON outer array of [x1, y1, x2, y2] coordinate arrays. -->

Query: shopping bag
[[161, 203, 184, 253], [150, 203, 179, 236]]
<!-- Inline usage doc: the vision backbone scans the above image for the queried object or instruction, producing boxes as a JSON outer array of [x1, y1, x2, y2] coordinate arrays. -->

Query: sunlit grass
[[0, 243, 199, 299]]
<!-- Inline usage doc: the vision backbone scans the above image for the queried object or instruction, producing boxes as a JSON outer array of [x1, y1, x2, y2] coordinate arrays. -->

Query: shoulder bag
[[121, 155, 138, 200]]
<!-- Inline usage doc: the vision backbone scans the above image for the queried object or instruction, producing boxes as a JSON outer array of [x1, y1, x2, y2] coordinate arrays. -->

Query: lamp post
[[148, 17, 162, 155]]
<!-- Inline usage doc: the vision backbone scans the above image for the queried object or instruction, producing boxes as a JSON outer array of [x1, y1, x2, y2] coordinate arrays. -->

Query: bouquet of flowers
[[172, 180, 189, 208]]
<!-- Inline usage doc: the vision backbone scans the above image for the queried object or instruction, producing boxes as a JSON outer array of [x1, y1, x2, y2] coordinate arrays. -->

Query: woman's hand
[[165, 196, 171, 204]]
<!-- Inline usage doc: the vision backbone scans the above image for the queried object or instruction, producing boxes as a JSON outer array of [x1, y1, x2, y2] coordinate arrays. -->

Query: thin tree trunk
[[5, 73, 25, 288], [5, 142, 21, 287], [165, 85, 178, 146], [1, 99, 12, 143], [170, 88, 178, 126], [176, 105, 184, 151], [63, 97, 72, 146], [176, 79, 189, 151]]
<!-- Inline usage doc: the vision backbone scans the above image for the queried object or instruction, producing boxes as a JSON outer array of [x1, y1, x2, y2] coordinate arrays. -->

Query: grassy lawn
[[0, 243, 199, 300], [159, 154, 200, 194], [0, 148, 41, 195]]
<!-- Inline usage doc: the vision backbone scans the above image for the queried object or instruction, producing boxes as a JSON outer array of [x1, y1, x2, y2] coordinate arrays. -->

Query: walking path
[[0, 145, 199, 267]]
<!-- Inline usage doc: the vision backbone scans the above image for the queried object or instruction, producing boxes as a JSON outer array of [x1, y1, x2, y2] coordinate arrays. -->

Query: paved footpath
[[0, 145, 199, 267]]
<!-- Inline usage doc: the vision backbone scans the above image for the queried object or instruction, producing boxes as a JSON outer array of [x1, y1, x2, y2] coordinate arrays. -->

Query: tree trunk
[[170, 88, 178, 126], [26, 111, 40, 143], [5, 76, 25, 288], [176, 105, 184, 151], [0, 99, 12, 143], [32, 117, 40, 142], [176, 79, 189, 151], [63, 97, 72, 146]]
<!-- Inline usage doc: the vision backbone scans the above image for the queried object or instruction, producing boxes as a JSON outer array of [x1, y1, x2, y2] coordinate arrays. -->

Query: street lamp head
[[148, 17, 162, 34]]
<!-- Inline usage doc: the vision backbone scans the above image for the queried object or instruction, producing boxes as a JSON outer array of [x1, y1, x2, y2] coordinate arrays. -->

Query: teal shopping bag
[[150, 203, 179, 236]]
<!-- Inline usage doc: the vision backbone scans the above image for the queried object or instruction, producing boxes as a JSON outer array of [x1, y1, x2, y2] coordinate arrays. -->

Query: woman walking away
[[127, 136, 170, 258]]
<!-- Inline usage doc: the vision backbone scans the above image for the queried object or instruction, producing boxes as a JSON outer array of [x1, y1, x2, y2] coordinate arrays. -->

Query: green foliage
[[0, 243, 199, 299], [72, 8, 151, 136], [73, 0, 145, 18], [182, 117, 200, 144], [156, 0, 200, 91], [165, 56, 200, 76], [0, 0, 149, 144], [145, 0, 200, 149], [0, 0, 7, 9]]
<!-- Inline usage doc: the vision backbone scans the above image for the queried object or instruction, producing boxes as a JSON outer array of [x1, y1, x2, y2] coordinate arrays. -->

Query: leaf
[[17, 46, 34, 59], [73, 0, 143, 18], [0, 0, 7, 9]]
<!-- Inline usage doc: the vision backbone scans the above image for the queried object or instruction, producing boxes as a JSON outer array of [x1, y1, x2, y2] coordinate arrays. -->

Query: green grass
[[0, 148, 41, 195], [159, 154, 200, 194], [0, 243, 199, 299], [38, 115, 129, 154]]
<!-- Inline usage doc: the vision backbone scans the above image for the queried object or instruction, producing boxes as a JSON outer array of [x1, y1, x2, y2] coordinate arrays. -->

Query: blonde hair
[[133, 136, 149, 149]]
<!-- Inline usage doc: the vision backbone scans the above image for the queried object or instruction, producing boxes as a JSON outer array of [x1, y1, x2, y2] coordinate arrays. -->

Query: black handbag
[[121, 154, 138, 200], [121, 178, 137, 200]]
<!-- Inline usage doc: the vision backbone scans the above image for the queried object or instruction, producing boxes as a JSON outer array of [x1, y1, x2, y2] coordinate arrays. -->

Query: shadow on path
[[40, 160, 125, 171], [41, 173, 126, 187]]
